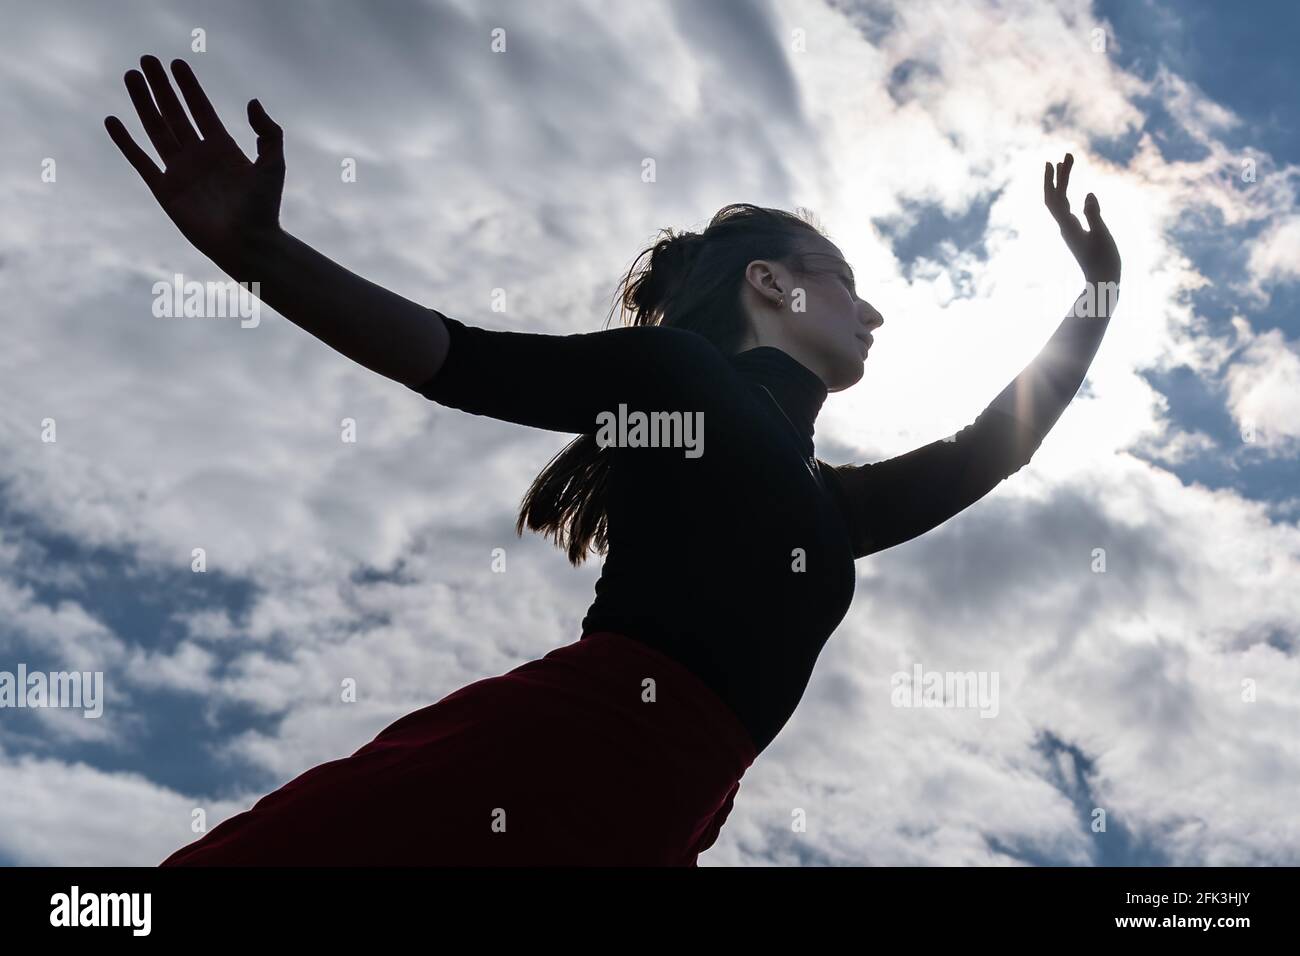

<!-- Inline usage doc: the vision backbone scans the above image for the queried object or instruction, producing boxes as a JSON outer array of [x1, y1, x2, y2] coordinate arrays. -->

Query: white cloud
[[1223, 319, 1300, 455], [1246, 214, 1300, 292], [0, 747, 257, 866]]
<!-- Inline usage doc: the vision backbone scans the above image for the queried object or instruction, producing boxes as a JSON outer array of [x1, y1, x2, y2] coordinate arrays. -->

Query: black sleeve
[[826, 286, 1115, 559], [822, 408, 1046, 559], [408, 310, 732, 434]]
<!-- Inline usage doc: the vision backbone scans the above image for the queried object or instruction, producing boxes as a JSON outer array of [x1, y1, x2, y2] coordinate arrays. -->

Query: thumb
[[248, 98, 284, 170], [1083, 192, 1105, 233]]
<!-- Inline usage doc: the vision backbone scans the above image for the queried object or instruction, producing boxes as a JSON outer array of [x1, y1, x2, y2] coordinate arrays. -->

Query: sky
[[0, 0, 1296, 866]]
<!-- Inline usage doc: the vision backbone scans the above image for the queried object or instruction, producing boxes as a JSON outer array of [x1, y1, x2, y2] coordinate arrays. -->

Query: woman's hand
[[105, 55, 285, 273], [1044, 152, 1120, 285]]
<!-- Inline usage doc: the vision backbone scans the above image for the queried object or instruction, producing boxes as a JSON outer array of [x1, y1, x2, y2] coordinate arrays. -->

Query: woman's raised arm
[[105, 55, 448, 388], [824, 153, 1121, 558]]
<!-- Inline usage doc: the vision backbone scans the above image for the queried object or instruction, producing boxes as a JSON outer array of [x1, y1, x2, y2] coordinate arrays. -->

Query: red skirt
[[159, 631, 758, 866]]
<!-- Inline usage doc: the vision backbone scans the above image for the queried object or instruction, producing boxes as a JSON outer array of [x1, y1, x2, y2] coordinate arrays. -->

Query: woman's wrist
[[210, 224, 290, 282]]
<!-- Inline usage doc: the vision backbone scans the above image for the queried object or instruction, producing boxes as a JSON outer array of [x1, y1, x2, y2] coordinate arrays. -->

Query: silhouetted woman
[[106, 56, 1120, 865]]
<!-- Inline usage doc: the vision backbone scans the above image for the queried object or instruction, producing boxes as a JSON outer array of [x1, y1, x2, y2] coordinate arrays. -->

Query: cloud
[[0, 746, 256, 866], [1246, 214, 1300, 291], [1222, 318, 1300, 455]]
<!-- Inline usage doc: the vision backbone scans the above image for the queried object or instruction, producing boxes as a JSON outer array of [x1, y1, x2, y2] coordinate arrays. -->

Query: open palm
[[1044, 152, 1121, 285], [104, 55, 284, 271]]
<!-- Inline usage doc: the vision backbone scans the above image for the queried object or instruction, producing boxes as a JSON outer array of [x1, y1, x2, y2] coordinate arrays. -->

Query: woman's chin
[[831, 357, 866, 390]]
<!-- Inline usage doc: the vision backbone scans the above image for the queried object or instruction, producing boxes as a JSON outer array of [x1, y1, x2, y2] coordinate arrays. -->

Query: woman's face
[[784, 236, 885, 391], [742, 234, 885, 391]]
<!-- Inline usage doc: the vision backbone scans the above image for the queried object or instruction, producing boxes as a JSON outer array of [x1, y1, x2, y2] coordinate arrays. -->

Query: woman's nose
[[863, 306, 884, 331]]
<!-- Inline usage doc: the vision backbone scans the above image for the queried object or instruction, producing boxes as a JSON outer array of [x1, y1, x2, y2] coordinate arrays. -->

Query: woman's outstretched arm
[[105, 55, 448, 388], [823, 153, 1121, 559], [822, 281, 1116, 558], [105, 55, 730, 426]]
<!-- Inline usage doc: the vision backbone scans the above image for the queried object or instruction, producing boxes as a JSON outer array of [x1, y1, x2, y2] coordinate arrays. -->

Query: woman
[[106, 56, 1120, 866]]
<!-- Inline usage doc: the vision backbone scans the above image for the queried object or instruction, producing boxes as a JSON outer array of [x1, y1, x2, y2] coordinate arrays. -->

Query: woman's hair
[[516, 202, 830, 566]]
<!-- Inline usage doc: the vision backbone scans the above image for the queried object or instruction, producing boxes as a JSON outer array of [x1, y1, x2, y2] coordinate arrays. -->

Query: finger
[[1083, 192, 1110, 237], [140, 54, 199, 147], [1051, 170, 1085, 242], [170, 58, 231, 142], [248, 98, 284, 172], [104, 115, 164, 195], [124, 68, 180, 159], [1058, 152, 1073, 197], [1044, 159, 1075, 232]]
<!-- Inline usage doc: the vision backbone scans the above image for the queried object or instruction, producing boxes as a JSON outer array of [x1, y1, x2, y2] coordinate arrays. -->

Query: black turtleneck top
[[411, 294, 1109, 754]]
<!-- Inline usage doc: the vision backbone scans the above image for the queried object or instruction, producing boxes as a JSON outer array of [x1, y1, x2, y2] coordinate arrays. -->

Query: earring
[[776, 295, 785, 308]]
